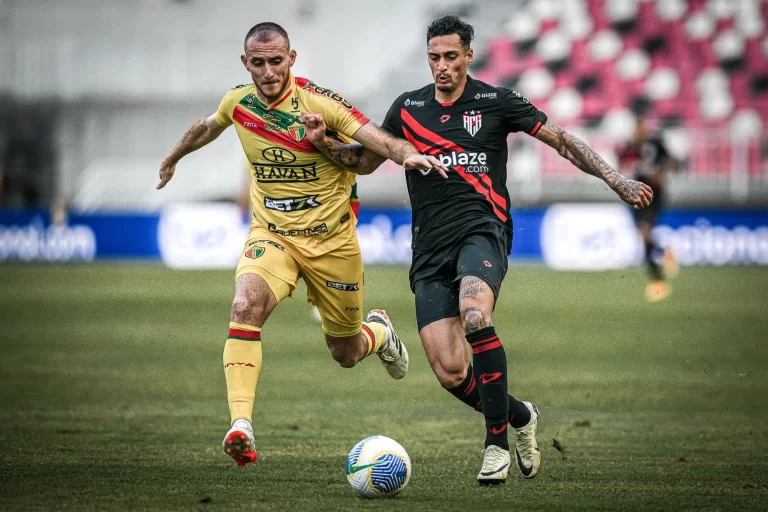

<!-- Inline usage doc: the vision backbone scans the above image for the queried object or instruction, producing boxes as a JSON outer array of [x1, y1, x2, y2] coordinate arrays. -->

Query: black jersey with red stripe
[[382, 75, 547, 255]]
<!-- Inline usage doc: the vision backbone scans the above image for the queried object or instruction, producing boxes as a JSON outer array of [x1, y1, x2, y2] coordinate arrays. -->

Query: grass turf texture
[[0, 265, 766, 511]]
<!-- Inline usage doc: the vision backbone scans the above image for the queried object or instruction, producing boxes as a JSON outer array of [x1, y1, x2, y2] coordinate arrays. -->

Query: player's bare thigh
[[419, 316, 470, 388], [231, 273, 278, 327]]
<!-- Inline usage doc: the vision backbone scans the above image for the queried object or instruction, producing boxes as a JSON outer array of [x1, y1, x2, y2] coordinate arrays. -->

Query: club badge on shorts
[[244, 246, 265, 259]]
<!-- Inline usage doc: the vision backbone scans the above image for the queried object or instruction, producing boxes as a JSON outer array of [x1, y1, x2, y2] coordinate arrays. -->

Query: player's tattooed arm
[[534, 121, 654, 209], [300, 113, 449, 177], [157, 114, 226, 189], [306, 136, 386, 175]]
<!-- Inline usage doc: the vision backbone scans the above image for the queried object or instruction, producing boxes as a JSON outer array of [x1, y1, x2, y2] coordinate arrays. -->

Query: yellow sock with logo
[[223, 322, 262, 424], [361, 321, 388, 357]]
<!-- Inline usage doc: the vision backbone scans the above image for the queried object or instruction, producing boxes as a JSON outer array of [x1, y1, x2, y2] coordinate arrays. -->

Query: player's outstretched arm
[[156, 114, 227, 190], [300, 113, 448, 177], [534, 121, 654, 209]]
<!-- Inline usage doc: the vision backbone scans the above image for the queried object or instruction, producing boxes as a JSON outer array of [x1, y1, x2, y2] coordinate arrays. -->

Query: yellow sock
[[361, 321, 388, 357], [223, 322, 262, 424]]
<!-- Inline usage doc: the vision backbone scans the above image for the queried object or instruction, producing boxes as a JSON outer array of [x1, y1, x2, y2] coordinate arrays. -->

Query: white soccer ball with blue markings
[[346, 435, 411, 498]]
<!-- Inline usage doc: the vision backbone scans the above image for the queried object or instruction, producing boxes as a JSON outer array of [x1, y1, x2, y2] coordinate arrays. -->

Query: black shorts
[[633, 175, 664, 226], [411, 223, 509, 331]]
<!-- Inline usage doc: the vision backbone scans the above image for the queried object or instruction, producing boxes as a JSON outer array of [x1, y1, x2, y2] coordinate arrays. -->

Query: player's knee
[[459, 300, 491, 333], [434, 361, 467, 388], [231, 293, 269, 325]]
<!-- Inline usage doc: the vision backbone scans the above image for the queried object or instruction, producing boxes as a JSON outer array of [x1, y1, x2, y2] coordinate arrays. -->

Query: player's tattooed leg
[[462, 307, 487, 333]]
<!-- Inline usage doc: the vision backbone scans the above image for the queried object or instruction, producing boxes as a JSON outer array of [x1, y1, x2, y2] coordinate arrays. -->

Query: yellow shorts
[[235, 226, 364, 337]]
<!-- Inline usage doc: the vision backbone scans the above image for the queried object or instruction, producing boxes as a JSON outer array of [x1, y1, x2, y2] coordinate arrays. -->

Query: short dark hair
[[427, 15, 474, 49], [244, 22, 290, 50]]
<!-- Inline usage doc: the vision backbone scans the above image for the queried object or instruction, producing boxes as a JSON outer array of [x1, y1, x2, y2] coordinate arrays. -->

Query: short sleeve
[[214, 91, 234, 127], [303, 83, 370, 138], [381, 94, 407, 138], [500, 88, 547, 136]]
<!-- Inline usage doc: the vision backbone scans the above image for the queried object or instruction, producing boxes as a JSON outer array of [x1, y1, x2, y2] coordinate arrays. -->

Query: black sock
[[645, 239, 663, 281], [445, 364, 483, 411], [465, 327, 509, 450], [444, 364, 532, 428], [508, 395, 531, 429]]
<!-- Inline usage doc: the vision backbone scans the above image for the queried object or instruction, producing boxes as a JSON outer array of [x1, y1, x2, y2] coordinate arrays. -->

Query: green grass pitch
[[0, 265, 766, 511]]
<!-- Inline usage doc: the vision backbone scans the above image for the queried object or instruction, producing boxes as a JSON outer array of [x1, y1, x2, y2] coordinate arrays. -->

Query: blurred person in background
[[155, 22, 447, 468], [618, 119, 679, 302], [302, 15, 653, 484], [0, 101, 55, 208]]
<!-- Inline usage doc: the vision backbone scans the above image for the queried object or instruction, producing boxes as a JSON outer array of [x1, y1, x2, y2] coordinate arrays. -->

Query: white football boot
[[366, 309, 409, 380], [477, 444, 511, 484], [222, 420, 257, 467], [513, 402, 541, 478]]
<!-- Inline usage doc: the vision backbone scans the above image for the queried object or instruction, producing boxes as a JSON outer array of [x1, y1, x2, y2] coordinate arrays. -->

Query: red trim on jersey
[[232, 106, 315, 153], [529, 121, 543, 136], [350, 200, 360, 217], [294, 76, 310, 87], [439, 101, 455, 106], [401, 126, 507, 222], [269, 87, 293, 110], [401, 109, 462, 152], [400, 113, 508, 222]]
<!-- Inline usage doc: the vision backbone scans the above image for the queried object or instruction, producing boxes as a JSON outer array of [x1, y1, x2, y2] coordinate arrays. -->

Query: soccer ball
[[346, 435, 411, 498]]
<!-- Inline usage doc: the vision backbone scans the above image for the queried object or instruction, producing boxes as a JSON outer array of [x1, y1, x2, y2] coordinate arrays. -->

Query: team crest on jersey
[[463, 110, 482, 136], [244, 246, 265, 259], [288, 125, 306, 142]]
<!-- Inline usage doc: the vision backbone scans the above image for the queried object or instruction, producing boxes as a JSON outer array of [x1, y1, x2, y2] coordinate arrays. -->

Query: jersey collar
[[257, 74, 295, 110], [432, 74, 475, 107]]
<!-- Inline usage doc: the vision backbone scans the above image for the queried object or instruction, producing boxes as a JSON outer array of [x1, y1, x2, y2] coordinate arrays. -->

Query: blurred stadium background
[[1, 1, 767, 510], [1, 0, 767, 267]]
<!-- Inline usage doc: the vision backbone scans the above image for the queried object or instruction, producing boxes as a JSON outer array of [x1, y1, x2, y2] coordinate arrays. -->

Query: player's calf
[[326, 334, 368, 368]]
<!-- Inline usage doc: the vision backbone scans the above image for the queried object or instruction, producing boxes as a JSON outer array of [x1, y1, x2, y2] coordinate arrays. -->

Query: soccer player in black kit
[[619, 118, 679, 302], [301, 16, 653, 484]]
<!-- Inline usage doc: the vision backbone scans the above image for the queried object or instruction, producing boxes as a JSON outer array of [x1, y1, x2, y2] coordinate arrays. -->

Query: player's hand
[[612, 176, 653, 209], [299, 112, 327, 144], [403, 154, 449, 179], [156, 160, 177, 190]]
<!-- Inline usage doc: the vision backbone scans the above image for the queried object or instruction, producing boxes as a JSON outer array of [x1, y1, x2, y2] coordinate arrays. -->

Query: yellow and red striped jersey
[[215, 74, 368, 254]]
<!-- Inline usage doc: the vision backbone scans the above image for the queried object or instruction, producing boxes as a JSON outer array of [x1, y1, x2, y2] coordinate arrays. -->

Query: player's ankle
[[233, 418, 252, 431]]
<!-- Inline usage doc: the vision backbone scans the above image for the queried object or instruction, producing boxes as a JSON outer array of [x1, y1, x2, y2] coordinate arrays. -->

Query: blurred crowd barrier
[[2, 204, 767, 268], [1, 0, 767, 209]]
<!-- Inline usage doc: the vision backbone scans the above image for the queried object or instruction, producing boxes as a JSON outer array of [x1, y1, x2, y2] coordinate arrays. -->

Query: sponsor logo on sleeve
[[510, 89, 530, 103], [327, 281, 360, 291], [302, 80, 355, 109], [474, 92, 498, 100]]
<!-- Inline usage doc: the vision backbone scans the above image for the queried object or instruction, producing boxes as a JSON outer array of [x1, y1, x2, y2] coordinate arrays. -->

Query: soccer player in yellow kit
[[156, 22, 447, 467]]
